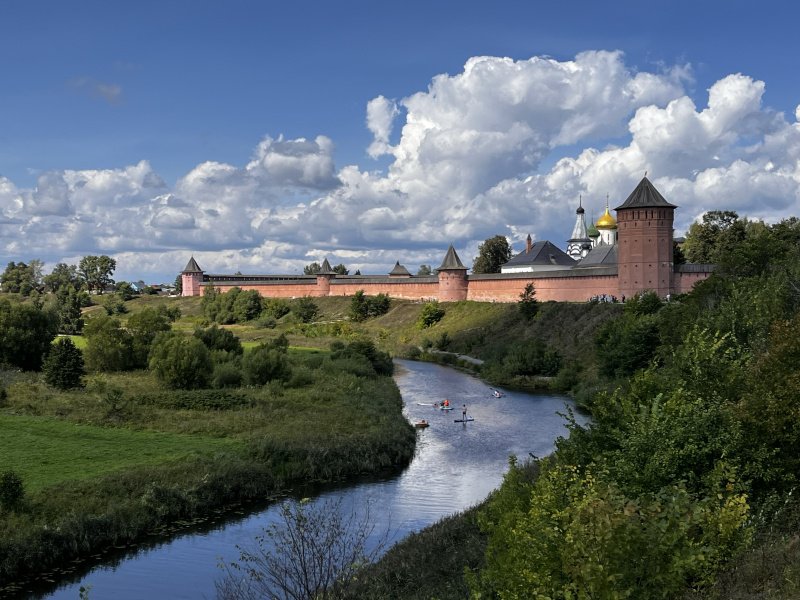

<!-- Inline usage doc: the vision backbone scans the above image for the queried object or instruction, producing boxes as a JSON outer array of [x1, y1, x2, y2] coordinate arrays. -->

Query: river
[[38, 359, 586, 599]]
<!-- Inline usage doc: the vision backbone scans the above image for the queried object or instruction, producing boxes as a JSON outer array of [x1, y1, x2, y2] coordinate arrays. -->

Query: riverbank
[[0, 349, 415, 594]]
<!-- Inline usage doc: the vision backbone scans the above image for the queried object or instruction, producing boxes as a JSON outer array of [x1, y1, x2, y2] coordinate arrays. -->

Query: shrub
[[43, 337, 86, 390], [194, 324, 243, 355], [127, 307, 173, 368], [330, 339, 393, 376], [242, 344, 292, 386], [211, 362, 243, 389], [0, 470, 24, 511], [293, 297, 319, 323], [262, 298, 291, 320], [0, 298, 58, 371], [233, 289, 263, 322], [418, 301, 445, 328], [148, 333, 213, 390], [83, 314, 135, 372], [518, 283, 538, 320], [350, 290, 391, 322]]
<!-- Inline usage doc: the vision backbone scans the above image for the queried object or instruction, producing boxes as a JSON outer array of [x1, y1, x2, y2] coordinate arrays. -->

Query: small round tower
[[314, 258, 335, 297]]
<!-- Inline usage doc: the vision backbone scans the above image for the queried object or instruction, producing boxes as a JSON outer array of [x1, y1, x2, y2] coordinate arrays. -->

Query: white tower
[[567, 196, 592, 259]]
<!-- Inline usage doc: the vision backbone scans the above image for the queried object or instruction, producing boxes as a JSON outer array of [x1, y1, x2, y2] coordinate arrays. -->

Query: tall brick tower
[[615, 177, 676, 299], [437, 245, 469, 302], [181, 256, 204, 297]]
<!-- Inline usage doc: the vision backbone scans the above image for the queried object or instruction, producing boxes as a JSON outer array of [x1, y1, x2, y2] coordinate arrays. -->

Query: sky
[[2, 0, 800, 284]]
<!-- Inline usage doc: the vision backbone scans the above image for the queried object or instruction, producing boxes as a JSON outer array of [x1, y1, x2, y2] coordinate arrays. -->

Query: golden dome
[[595, 207, 617, 229]]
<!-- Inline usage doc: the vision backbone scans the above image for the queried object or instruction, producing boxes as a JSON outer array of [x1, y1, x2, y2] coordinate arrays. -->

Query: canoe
[[414, 420, 430, 428]]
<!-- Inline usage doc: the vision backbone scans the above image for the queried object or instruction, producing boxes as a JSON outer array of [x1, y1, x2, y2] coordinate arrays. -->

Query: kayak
[[440, 405, 453, 411], [414, 420, 430, 428]]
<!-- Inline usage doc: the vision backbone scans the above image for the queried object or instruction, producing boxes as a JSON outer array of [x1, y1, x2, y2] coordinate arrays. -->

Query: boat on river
[[414, 420, 430, 428]]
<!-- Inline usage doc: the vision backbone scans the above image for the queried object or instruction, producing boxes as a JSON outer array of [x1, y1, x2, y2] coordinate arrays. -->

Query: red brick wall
[[674, 270, 712, 295], [202, 282, 315, 297], [468, 274, 620, 303], [330, 281, 438, 300], [438, 271, 469, 302]]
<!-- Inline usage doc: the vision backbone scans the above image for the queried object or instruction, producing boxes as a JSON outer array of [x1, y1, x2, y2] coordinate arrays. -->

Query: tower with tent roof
[[181, 257, 204, 297]]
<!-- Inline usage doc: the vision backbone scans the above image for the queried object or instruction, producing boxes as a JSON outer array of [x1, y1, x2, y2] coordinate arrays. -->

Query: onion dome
[[595, 207, 617, 230], [587, 221, 600, 238]]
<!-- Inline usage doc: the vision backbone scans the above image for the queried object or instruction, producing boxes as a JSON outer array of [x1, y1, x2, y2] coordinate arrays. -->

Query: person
[[462, 404, 467, 421], [443, 399, 450, 407]]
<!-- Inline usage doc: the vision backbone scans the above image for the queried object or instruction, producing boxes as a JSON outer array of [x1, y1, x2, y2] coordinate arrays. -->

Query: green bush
[[262, 298, 291, 320], [148, 333, 213, 390], [0, 298, 58, 371], [211, 363, 243, 389], [133, 389, 250, 410], [83, 314, 135, 372], [242, 344, 292, 386], [194, 324, 243, 355], [350, 290, 391, 322], [417, 301, 445, 328], [42, 337, 86, 390], [293, 297, 319, 323]]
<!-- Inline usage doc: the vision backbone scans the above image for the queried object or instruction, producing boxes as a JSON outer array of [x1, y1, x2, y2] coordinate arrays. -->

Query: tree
[[127, 307, 173, 368], [194, 324, 243, 355], [350, 291, 390, 322], [216, 497, 387, 600], [417, 264, 432, 276], [332, 263, 349, 275], [78, 255, 116, 294], [174, 273, 183, 295], [43, 337, 86, 390], [115, 281, 137, 300], [233, 290, 263, 322], [0, 470, 24, 511], [43, 262, 81, 293], [682, 211, 743, 264], [55, 285, 85, 334], [303, 262, 322, 275], [242, 344, 291, 385], [472, 235, 512, 274], [149, 333, 212, 389], [293, 297, 319, 323], [518, 283, 538, 320], [83, 314, 134, 371], [0, 298, 58, 370], [1, 260, 44, 295], [418, 301, 445, 328]]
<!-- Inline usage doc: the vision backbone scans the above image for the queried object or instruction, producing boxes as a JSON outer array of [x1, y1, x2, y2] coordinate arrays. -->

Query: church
[[181, 177, 713, 303]]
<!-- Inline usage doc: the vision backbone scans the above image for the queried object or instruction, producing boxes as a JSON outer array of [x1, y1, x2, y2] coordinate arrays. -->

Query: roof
[[615, 176, 677, 210], [318, 258, 335, 275], [502, 240, 575, 268], [182, 256, 203, 273], [389, 261, 411, 276], [574, 243, 618, 268], [437, 245, 467, 271]]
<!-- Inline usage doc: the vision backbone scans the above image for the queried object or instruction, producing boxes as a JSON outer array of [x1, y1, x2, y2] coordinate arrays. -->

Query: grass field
[[0, 414, 241, 492]]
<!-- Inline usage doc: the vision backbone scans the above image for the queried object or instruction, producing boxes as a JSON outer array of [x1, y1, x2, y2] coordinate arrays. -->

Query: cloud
[[4, 51, 800, 283]]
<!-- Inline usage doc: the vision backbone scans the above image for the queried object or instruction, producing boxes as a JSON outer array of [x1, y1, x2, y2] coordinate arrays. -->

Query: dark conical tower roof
[[437, 245, 467, 271], [615, 176, 676, 210], [182, 256, 203, 273], [318, 258, 335, 275], [389, 261, 411, 276]]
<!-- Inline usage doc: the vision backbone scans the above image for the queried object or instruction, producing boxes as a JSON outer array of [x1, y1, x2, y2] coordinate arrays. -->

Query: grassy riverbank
[[0, 338, 415, 591]]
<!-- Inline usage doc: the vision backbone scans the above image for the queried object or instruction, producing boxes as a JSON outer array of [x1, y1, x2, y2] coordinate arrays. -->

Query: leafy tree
[[472, 235, 512, 274], [242, 344, 291, 385], [683, 210, 744, 264], [293, 297, 319, 323], [350, 290, 390, 322], [417, 264, 432, 276], [127, 307, 173, 368], [43, 262, 81, 292], [303, 262, 322, 275], [518, 283, 538, 320], [1, 260, 44, 295], [55, 285, 85, 334], [0, 298, 58, 370], [149, 332, 212, 389], [623, 290, 663, 316], [417, 301, 445, 328], [194, 324, 243, 355], [100, 292, 128, 315], [595, 313, 660, 378], [43, 337, 86, 389], [174, 274, 183, 295], [233, 289, 263, 322], [83, 315, 134, 372], [500, 338, 562, 377], [332, 263, 349, 275], [115, 281, 137, 300], [78, 254, 116, 294], [330, 339, 393, 376], [262, 298, 291, 320]]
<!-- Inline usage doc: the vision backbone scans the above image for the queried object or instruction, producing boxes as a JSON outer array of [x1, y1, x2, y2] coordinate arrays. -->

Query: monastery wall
[[329, 279, 438, 301], [202, 281, 315, 297], [467, 273, 620, 303]]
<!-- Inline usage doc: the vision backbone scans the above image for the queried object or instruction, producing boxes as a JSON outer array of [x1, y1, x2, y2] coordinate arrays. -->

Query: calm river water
[[38, 359, 586, 599]]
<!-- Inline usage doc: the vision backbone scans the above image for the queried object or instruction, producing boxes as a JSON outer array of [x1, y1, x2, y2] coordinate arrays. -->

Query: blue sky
[[1, 0, 799, 282]]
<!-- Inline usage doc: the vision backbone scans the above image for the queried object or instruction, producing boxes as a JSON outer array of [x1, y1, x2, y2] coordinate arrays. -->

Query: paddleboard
[[454, 418, 475, 423]]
